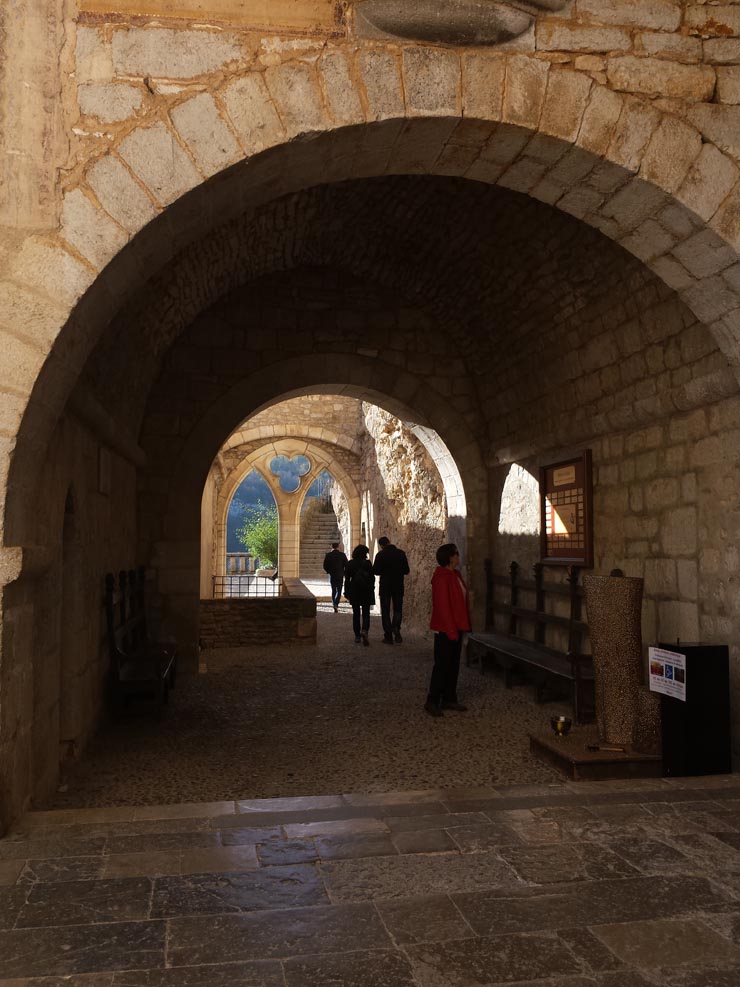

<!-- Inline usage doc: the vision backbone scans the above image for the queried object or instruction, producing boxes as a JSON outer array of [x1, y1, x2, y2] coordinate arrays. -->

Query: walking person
[[323, 541, 348, 612], [372, 536, 410, 643], [425, 543, 471, 717], [344, 545, 375, 646]]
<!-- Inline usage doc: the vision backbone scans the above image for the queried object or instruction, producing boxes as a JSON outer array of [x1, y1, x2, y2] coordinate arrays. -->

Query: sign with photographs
[[539, 450, 593, 566], [648, 646, 686, 702]]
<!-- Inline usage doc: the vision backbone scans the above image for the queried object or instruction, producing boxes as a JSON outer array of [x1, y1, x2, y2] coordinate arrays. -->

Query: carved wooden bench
[[105, 568, 177, 712], [467, 560, 595, 724]]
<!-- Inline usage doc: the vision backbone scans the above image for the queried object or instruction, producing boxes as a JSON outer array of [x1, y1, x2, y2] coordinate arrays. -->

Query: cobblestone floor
[[2, 778, 740, 984], [51, 607, 565, 809]]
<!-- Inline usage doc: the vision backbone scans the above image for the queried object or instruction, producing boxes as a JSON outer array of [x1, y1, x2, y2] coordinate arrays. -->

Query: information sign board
[[648, 646, 686, 702]]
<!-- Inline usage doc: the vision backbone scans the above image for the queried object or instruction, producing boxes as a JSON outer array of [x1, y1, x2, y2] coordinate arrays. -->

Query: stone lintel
[[79, 0, 344, 33]]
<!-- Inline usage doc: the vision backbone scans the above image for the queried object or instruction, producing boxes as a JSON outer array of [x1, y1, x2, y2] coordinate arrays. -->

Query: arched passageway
[[4, 68, 740, 826]]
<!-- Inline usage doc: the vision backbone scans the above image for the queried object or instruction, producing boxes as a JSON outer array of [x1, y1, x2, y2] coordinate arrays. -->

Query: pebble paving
[[51, 606, 563, 810]]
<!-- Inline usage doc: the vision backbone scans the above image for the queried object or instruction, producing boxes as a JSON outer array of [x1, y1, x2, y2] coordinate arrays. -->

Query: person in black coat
[[323, 541, 348, 612], [372, 536, 410, 644], [344, 544, 375, 646]]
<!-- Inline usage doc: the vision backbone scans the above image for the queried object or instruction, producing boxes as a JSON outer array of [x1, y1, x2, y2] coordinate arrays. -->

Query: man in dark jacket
[[323, 542, 348, 612], [372, 536, 410, 643]]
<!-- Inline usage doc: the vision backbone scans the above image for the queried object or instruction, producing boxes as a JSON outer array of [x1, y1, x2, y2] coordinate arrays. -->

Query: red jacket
[[430, 566, 471, 641]]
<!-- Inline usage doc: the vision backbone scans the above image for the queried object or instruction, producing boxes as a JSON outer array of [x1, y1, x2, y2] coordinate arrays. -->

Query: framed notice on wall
[[539, 450, 593, 567]]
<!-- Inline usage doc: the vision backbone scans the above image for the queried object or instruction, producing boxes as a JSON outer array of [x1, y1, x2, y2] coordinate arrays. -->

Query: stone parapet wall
[[199, 579, 317, 648]]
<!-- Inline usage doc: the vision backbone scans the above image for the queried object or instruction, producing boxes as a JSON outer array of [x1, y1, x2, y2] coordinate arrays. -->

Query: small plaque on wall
[[539, 450, 593, 566]]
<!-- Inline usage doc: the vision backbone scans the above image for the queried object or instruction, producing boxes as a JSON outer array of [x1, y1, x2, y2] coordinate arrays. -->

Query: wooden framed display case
[[539, 450, 593, 567]]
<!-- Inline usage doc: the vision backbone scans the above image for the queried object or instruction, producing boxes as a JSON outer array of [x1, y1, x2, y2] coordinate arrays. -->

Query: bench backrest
[[105, 568, 149, 660], [485, 559, 589, 657]]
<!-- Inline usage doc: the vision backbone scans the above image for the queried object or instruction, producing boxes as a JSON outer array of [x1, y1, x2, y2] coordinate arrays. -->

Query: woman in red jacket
[[425, 543, 472, 717]]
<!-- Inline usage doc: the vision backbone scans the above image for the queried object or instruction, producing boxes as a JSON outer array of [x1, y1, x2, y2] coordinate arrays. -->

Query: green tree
[[236, 501, 279, 568]]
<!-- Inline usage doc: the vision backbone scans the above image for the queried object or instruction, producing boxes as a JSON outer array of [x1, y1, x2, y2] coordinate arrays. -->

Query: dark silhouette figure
[[344, 544, 375, 646], [323, 542, 348, 612], [372, 536, 410, 644]]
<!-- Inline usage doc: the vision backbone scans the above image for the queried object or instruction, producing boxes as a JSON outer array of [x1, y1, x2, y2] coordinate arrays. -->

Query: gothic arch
[[207, 438, 363, 587]]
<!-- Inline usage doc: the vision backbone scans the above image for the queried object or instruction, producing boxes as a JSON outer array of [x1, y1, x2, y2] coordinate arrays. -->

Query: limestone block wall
[[237, 397, 365, 444], [1, 413, 137, 825], [493, 307, 740, 755]]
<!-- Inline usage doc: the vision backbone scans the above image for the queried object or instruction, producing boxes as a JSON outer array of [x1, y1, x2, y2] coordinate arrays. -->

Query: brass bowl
[[551, 715, 572, 737]]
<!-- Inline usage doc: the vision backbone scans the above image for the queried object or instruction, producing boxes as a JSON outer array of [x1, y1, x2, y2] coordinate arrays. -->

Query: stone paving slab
[[1, 780, 740, 983]]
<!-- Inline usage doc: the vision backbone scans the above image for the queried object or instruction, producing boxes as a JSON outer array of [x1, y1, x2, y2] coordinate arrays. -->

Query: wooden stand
[[530, 725, 662, 781]]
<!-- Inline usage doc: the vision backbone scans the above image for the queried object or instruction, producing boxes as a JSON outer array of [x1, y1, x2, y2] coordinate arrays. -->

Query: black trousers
[[329, 576, 343, 608], [352, 602, 371, 638], [427, 632, 462, 707], [380, 588, 404, 637]]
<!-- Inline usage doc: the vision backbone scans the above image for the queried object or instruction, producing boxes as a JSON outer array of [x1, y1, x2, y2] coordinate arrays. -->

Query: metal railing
[[213, 574, 282, 598]]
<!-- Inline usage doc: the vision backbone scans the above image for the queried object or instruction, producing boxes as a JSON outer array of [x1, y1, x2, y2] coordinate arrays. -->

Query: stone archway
[[3, 41, 740, 828], [150, 352, 484, 654]]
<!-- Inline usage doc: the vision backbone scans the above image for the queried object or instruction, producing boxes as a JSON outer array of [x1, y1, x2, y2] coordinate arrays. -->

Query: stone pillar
[[583, 572, 644, 747]]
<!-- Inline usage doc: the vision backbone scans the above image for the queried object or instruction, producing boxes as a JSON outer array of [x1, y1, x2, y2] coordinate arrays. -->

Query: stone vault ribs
[[353, 0, 567, 46]]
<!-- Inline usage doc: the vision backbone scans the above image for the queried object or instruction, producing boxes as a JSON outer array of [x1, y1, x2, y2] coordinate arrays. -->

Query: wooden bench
[[105, 568, 177, 712], [467, 560, 595, 724]]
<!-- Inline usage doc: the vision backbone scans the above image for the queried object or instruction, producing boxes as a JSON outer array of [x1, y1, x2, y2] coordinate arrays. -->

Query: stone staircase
[[300, 510, 341, 578]]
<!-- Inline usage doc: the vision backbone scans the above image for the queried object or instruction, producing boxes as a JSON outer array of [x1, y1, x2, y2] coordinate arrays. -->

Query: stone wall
[[199, 579, 316, 648], [0, 411, 137, 829], [494, 307, 740, 741]]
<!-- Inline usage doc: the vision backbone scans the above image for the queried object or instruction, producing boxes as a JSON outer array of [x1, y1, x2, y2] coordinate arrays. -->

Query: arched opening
[[498, 463, 541, 572], [200, 390, 465, 616], [224, 469, 278, 586]]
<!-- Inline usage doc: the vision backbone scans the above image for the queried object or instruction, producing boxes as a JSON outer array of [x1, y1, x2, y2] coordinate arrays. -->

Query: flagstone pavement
[[2, 610, 739, 984], [2, 776, 740, 985]]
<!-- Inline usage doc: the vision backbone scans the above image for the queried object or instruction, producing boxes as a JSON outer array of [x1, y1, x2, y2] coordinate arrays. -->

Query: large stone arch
[[5, 58, 740, 545], [4, 45, 740, 829]]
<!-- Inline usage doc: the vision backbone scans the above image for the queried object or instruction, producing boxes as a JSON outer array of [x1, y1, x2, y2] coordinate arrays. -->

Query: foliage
[[235, 500, 279, 567]]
